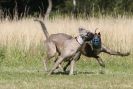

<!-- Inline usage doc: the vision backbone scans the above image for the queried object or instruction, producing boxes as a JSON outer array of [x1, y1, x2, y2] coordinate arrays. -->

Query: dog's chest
[[93, 48, 101, 55], [81, 42, 101, 57]]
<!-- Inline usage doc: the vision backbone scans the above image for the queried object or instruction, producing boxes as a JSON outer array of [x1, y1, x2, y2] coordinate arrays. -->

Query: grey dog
[[34, 20, 94, 75]]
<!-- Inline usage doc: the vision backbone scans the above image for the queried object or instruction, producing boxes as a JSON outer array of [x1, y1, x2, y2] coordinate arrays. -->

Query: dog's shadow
[[77, 71, 96, 75], [52, 71, 69, 75], [52, 71, 100, 75]]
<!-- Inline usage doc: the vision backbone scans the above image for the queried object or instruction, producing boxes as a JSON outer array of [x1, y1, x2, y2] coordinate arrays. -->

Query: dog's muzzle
[[85, 32, 94, 41], [91, 36, 101, 48]]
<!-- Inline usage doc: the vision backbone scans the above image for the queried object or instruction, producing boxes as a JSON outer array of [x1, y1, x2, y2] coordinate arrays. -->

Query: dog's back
[[49, 33, 73, 53]]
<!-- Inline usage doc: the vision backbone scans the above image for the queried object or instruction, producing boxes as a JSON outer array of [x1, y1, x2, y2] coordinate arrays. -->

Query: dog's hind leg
[[43, 55, 49, 72], [44, 53, 56, 72], [44, 41, 57, 72], [48, 56, 64, 75], [63, 61, 71, 72], [101, 45, 130, 56], [53, 54, 64, 72]]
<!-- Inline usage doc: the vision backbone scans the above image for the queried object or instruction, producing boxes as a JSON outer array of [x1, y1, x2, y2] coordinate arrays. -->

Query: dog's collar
[[75, 36, 84, 45]]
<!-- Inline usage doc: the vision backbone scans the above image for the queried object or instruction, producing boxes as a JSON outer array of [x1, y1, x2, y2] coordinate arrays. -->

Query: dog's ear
[[79, 28, 90, 33], [78, 28, 87, 35], [98, 32, 101, 36]]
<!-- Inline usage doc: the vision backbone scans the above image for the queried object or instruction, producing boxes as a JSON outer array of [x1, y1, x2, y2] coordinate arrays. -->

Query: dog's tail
[[34, 19, 49, 39]]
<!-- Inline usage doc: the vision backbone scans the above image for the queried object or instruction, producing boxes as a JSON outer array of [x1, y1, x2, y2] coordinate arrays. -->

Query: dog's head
[[78, 28, 94, 41], [91, 29, 101, 48]]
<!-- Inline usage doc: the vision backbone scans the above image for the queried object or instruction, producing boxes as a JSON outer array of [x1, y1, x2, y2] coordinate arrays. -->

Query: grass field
[[0, 16, 133, 89]]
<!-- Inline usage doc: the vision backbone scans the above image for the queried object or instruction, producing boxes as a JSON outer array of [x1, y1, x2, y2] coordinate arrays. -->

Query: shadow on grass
[[51, 71, 97, 75], [77, 71, 96, 75], [51, 71, 69, 75], [0, 70, 104, 78]]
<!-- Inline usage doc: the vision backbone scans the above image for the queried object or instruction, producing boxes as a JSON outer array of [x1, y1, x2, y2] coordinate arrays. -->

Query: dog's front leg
[[69, 59, 75, 75], [69, 52, 81, 75], [63, 52, 81, 72], [94, 56, 105, 74], [95, 56, 105, 68]]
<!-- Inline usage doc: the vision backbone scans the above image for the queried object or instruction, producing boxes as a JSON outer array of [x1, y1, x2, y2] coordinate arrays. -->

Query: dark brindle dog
[[63, 31, 130, 71]]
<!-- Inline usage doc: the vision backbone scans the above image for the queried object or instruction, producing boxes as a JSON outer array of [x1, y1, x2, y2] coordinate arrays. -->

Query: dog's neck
[[76, 36, 84, 45]]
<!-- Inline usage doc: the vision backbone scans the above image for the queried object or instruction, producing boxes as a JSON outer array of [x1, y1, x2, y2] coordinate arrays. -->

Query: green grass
[[1, 72, 133, 89], [0, 46, 133, 89]]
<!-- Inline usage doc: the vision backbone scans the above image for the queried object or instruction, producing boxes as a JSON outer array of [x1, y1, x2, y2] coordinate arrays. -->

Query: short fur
[[35, 20, 130, 74], [34, 19, 94, 75], [63, 32, 130, 71]]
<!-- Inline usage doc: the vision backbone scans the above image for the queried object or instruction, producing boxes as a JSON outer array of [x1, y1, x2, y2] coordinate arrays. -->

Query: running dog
[[34, 20, 94, 75], [63, 31, 130, 71]]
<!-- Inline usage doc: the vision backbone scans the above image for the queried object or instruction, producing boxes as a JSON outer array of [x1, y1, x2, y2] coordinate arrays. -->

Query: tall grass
[[0, 17, 132, 50], [0, 16, 132, 67]]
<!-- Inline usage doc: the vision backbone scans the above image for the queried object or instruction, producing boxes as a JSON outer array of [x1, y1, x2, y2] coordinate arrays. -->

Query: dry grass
[[0, 17, 132, 52]]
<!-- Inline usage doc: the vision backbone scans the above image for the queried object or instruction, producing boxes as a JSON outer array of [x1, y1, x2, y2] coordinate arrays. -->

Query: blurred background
[[0, 0, 133, 20]]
